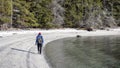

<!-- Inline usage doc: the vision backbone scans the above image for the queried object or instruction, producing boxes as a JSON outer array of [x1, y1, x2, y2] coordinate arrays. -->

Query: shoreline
[[42, 28, 120, 68], [0, 27, 120, 37], [44, 36, 120, 68], [0, 28, 120, 68]]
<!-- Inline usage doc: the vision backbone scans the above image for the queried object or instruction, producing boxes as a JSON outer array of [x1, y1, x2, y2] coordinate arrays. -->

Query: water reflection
[[45, 36, 120, 68]]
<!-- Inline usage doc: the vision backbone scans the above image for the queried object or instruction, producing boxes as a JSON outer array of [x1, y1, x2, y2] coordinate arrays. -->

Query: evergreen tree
[[0, 0, 119, 29], [62, 0, 119, 28], [13, 0, 37, 28], [29, 0, 53, 28], [0, 0, 12, 25]]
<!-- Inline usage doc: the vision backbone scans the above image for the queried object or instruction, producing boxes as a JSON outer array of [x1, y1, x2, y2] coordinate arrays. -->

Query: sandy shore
[[0, 28, 120, 68]]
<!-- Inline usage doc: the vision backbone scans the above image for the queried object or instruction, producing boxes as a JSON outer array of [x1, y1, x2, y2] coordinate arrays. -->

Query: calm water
[[45, 36, 120, 68]]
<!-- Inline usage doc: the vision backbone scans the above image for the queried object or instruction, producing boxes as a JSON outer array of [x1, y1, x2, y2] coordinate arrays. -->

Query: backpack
[[38, 37, 42, 44]]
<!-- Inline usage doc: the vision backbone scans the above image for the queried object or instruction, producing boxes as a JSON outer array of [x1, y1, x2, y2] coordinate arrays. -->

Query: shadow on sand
[[11, 48, 38, 54]]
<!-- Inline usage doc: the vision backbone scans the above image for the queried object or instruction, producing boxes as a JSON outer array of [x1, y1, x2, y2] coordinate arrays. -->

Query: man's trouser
[[37, 43, 42, 54]]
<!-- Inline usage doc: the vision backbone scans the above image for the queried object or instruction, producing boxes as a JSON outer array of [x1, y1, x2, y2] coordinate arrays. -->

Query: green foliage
[[2, 0, 51, 28], [0, 0, 12, 24], [62, 0, 83, 28], [0, 17, 11, 24], [0, 0, 119, 29], [62, 0, 119, 28], [29, 0, 53, 28], [13, 0, 38, 28], [112, 0, 120, 25]]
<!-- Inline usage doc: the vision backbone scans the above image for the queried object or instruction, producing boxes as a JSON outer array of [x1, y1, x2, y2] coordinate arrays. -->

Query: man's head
[[38, 32, 41, 35]]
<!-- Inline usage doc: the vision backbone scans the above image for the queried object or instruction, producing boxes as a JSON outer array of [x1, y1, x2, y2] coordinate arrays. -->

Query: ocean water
[[45, 36, 120, 68]]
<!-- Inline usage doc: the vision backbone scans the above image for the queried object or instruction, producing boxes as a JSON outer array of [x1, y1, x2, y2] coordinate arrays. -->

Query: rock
[[86, 27, 93, 31], [100, 27, 105, 30], [76, 35, 81, 38]]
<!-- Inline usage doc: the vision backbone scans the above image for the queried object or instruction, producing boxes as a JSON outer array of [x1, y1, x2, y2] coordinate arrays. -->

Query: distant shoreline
[[0, 27, 120, 37]]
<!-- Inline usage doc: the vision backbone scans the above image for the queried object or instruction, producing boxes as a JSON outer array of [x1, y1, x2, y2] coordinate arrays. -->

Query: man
[[35, 32, 44, 54]]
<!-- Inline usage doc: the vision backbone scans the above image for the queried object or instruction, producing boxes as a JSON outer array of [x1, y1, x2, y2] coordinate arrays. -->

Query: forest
[[0, 0, 120, 30]]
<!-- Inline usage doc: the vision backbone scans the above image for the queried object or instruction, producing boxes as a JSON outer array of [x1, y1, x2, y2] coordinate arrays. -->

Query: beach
[[0, 28, 120, 68]]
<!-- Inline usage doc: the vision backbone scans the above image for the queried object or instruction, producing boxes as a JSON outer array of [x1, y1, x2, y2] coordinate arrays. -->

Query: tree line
[[0, 0, 120, 30], [62, 0, 120, 28]]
